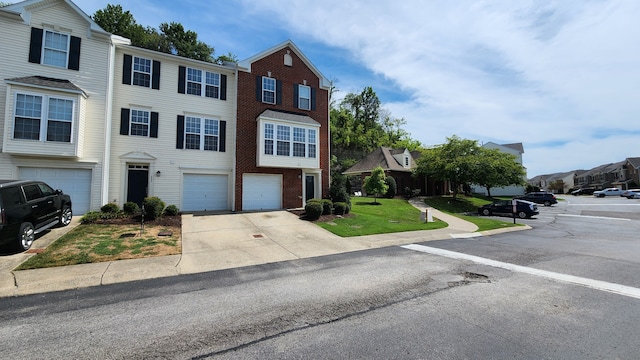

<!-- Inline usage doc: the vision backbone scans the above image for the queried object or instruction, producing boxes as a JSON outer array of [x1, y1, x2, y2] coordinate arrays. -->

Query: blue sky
[[76, 0, 640, 178]]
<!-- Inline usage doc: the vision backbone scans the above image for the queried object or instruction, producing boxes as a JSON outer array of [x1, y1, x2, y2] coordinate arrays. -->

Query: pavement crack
[[100, 262, 112, 285]]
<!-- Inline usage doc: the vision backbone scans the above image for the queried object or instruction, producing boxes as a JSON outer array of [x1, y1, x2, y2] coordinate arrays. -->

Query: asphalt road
[[1, 195, 639, 359]]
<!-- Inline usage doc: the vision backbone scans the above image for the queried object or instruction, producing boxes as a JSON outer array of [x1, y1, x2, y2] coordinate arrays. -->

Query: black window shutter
[[150, 112, 159, 138], [120, 108, 130, 135], [178, 66, 186, 94], [68, 36, 81, 70], [311, 87, 316, 111], [255, 76, 262, 101], [29, 28, 43, 64], [220, 74, 227, 100], [152, 60, 161, 89], [176, 115, 185, 149], [122, 54, 132, 85], [219, 120, 226, 152], [276, 80, 282, 105], [293, 84, 299, 108]]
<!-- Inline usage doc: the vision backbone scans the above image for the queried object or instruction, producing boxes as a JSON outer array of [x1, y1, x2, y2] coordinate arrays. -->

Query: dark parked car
[[0, 180, 72, 251], [515, 191, 557, 206], [571, 188, 595, 196], [478, 199, 539, 219]]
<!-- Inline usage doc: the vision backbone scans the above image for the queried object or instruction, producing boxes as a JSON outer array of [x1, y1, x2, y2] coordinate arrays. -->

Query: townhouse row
[[0, 0, 331, 214]]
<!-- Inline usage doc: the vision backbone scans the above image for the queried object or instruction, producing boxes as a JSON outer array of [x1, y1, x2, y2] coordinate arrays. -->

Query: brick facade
[[235, 44, 330, 210]]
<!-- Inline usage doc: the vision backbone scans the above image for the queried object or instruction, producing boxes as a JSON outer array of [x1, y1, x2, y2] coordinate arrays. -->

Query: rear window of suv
[[0, 187, 24, 206]]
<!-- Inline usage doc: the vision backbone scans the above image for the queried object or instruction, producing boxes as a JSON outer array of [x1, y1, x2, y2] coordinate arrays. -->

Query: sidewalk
[[0, 199, 529, 298]]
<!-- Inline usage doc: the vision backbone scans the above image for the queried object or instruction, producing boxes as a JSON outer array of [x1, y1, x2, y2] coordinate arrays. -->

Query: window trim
[[263, 122, 317, 159], [185, 67, 221, 99], [132, 56, 152, 88], [13, 91, 75, 143], [262, 77, 276, 104], [183, 115, 220, 151], [129, 108, 151, 137], [42, 29, 70, 68], [298, 85, 311, 110]]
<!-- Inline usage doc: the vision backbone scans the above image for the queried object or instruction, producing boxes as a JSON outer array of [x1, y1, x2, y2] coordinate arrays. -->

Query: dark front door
[[127, 168, 148, 206], [305, 175, 315, 201]]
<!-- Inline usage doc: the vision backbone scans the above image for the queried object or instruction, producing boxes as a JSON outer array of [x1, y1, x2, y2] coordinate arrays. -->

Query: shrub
[[321, 199, 333, 215], [385, 176, 397, 198], [100, 202, 120, 213], [307, 198, 322, 205], [123, 202, 140, 215], [163, 204, 180, 216], [143, 196, 165, 220], [80, 211, 101, 224], [329, 175, 351, 206], [333, 202, 349, 215], [304, 202, 323, 220]]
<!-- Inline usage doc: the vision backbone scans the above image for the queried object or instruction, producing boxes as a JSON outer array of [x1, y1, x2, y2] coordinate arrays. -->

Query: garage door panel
[[182, 174, 229, 211], [19, 168, 91, 214], [243, 174, 282, 211]]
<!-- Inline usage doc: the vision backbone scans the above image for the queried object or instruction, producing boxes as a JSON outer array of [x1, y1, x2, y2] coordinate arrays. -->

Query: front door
[[305, 175, 315, 201], [127, 165, 148, 206]]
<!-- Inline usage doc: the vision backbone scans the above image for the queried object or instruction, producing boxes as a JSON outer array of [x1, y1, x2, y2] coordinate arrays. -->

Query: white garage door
[[182, 174, 229, 211], [19, 167, 92, 214], [243, 174, 282, 211]]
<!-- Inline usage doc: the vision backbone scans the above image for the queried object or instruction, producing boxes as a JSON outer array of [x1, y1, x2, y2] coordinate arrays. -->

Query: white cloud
[[243, 0, 640, 177]]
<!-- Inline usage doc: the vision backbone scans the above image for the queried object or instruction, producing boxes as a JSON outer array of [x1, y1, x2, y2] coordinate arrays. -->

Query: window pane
[[14, 118, 41, 140], [277, 141, 290, 156], [262, 77, 276, 104], [185, 134, 200, 149], [187, 68, 202, 95], [46, 121, 71, 142], [264, 139, 274, 155], [277, 125, 290, 140], [264, 123, 274, 139], [43, 31, 68, 67], [308, 144, 316, 158], [204, 135, 218, 151], [14, 94, 42, 140], [293, 143, 305, 157], [293, 128, 305, 142], [133, 57, 151, 87], [130, 109, 150, 136], [298, 85, 311, 110]]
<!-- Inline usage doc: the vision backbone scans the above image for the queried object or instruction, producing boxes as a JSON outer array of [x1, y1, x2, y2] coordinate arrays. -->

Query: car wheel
[[18, 222, 35, 251], [598, 194, 605, 198], [481, 209, 491, 216], [59, 205, 72, 227], [518, 211, 528, 219], [543, 201, 551, 206]]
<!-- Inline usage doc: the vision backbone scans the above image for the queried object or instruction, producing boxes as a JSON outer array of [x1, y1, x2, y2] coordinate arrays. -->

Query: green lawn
[[423, 195, 524, 232], [317, 197, 447, 237]]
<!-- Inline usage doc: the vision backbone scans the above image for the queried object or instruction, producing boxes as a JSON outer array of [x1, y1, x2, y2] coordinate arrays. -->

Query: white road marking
[[401, 244, 640, 300], [558, 214, 630, 221], [450, 233, 483, 239]]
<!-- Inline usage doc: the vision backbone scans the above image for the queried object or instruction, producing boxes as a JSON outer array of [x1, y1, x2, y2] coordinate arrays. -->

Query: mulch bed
[[93, 214, 182, 227], [288, 209, 353, 223]]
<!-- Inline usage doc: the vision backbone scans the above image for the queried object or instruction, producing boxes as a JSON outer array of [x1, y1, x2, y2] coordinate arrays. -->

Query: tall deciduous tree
[[473, 147, 526, 197], [92, 4, 234, 64], [363, 166, 388, 204], [414, 136, 481, 200]]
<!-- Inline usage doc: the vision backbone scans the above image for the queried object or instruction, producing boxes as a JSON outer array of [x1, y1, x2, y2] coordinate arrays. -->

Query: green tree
[[92, 4, 235, 64], [414, 136, 481, 200], [363, 166, 388, 204], [473, 148, 526, 197], [159, 22, 214, 62]]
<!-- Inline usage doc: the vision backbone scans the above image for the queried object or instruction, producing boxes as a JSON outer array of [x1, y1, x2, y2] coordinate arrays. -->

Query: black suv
[[515, 191, 557, 206], [0, 180, 73, 251]]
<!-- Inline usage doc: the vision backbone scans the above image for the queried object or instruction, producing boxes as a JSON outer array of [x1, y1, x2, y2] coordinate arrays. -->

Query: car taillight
[[0, 209, 5, 225]]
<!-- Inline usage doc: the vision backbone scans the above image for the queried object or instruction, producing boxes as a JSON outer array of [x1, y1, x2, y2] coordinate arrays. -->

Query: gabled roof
[[626, 157, 640, 168], [343, 147, 415, 175], [502, 143, 525, 153], [237, 39, 331, 89], [3, 0, 109, 36]]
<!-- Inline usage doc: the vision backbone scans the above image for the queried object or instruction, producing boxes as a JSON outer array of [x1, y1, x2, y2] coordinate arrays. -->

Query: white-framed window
[[42, 30, 69, 68], [13, 92, 74, 143], [263, 123, 317, 159], [133, 56, 152, 87], [264, 123, 274, 155], [184, 116, 219, 151], [186, 67, 221, 98], [298, 85, 311, 110], [293, 127, 306, 157], [130, 109, 150, 137], [262, 77, 276, 104], [276, 125, 290, 156]]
